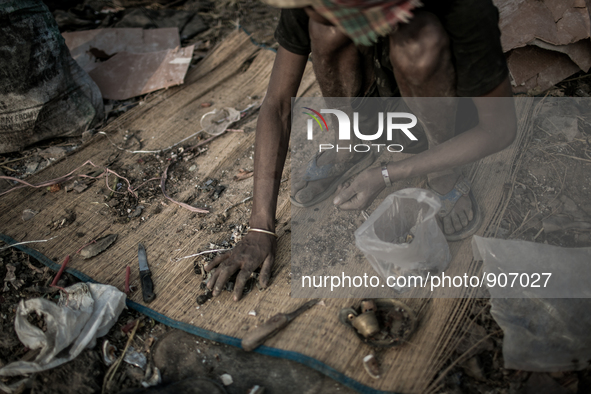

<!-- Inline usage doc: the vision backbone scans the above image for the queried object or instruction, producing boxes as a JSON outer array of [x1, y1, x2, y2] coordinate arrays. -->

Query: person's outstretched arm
[[205, 47, 308, 301]]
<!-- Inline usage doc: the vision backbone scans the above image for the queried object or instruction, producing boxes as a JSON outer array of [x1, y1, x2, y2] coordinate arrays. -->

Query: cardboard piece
[[493, 0, 591, 94], [63, 28, 194, 100], [87, 45, 194, 100]]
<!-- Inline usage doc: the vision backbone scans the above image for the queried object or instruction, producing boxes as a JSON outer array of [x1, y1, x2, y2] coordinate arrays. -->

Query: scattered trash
[[196, 291, 213, 305], [355, 188, 451, 290], [141, 365, 161, 388], [102, 340, 117, 366], [48, 184, 61, 193], [79, 234, 118, 259], [339, 299, 417, 348], [2, 264, 23, 292], [212, 185, 226, 200], [128, 205, 144, 218], [234, 168, 253, 181], [242, 300, 318, 352], [247, 385, 265, 394], [201, 107, 241, 136], [363, 354, 380, 379], [460, 356, 486, 381], [0, 283, 126, 384], [248, 310, 257, 317], [123, 346, 147, 369], [138, 243, 156, 303], [21, 209, 38, 222], [64, 180, 88, 194], [220, 373, 233, 386]]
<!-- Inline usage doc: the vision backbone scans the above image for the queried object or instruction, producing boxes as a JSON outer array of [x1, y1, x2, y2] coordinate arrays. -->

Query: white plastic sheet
[[0, 283, 126, 392]]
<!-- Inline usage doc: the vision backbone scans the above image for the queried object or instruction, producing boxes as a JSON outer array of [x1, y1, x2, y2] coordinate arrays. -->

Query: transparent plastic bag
[[354, 188, 451, 286], [472, 236, 591, 371], [200, 107, 240, 136]]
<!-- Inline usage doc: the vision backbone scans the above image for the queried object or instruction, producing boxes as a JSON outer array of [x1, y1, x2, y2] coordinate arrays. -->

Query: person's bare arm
[[205, 47, 308, 301], [334, 77, 517, 209]]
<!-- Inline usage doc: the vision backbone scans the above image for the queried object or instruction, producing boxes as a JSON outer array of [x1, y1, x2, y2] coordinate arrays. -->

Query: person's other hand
[[333, 167, 385, 210], [204, 231, 276, 301]]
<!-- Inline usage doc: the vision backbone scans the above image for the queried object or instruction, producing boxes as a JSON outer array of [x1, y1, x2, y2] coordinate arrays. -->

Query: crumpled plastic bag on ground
[[472, 236, 591, 372], [0, 283, 126, 392], [355, 188, 451, 288]]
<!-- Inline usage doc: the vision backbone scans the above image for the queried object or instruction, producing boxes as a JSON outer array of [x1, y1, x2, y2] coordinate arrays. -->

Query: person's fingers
[[233, 269, 252, 302], [206, 267, 221, 291], [458, 211, 469, 227], [212, 264, 238, 296], [204, 252, 230, 272], [259, 253, 275, 288], [443, 215, 454, 235], [451, 212, 463, 232], [333, 182, 356, 206]]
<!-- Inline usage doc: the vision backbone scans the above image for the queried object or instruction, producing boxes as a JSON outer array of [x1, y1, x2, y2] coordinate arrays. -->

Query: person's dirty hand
[[333, 167, 385, 210], [204, 231, 276, 301]]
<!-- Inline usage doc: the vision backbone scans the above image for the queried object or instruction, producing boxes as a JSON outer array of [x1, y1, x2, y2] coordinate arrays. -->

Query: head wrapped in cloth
[[262, 0, 423, 46]]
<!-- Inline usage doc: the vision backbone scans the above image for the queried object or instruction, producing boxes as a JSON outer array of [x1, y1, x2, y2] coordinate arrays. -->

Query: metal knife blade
[[138, 243, 150, 272], [137, 243, 155, 303]]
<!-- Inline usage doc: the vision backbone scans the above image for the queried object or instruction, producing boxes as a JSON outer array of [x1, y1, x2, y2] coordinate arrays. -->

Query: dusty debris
[[141, 365, 161, 388], [201, 107, 241, 136], [234, 168, 254, 181], [543, 214, 591, 232], [460, 356, 486, 382], [123, 346, 147, 370], [220, 373, 233, 386], [21, 209, 38, 222], [2, 264, 23, 292], [196, 291, 213, 305], [102, 341, 117, 366], [363, 354, 380, 379], [79, 234, 118, 259]]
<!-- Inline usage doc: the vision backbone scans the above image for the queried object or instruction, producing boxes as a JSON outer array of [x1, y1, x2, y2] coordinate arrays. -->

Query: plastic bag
[[0, 283, 126, 393], [200, 107, 240, 136], [354, 188, 451, 287], [472, 236, 591, 372], [0, 0, 103, 154]]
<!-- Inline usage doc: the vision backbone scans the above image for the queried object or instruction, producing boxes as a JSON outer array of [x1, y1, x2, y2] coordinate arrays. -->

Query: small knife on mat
[[138, 243, 156, 303], [242, 299, 318, 351]]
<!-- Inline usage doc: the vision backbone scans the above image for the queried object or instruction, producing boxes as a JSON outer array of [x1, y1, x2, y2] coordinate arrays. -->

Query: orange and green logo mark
[[303, 107, 328, 132]]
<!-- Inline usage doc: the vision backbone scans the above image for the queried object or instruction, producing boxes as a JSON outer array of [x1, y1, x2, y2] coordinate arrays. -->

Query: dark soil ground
[[1, 0, 591, 393]]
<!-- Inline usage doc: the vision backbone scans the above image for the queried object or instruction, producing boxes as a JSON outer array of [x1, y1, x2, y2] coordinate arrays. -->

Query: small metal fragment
[[102, 340, 117, 366], [363, 354, 380, 379], [79, 234, 118, 259], [123, 346, 147, 369]]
